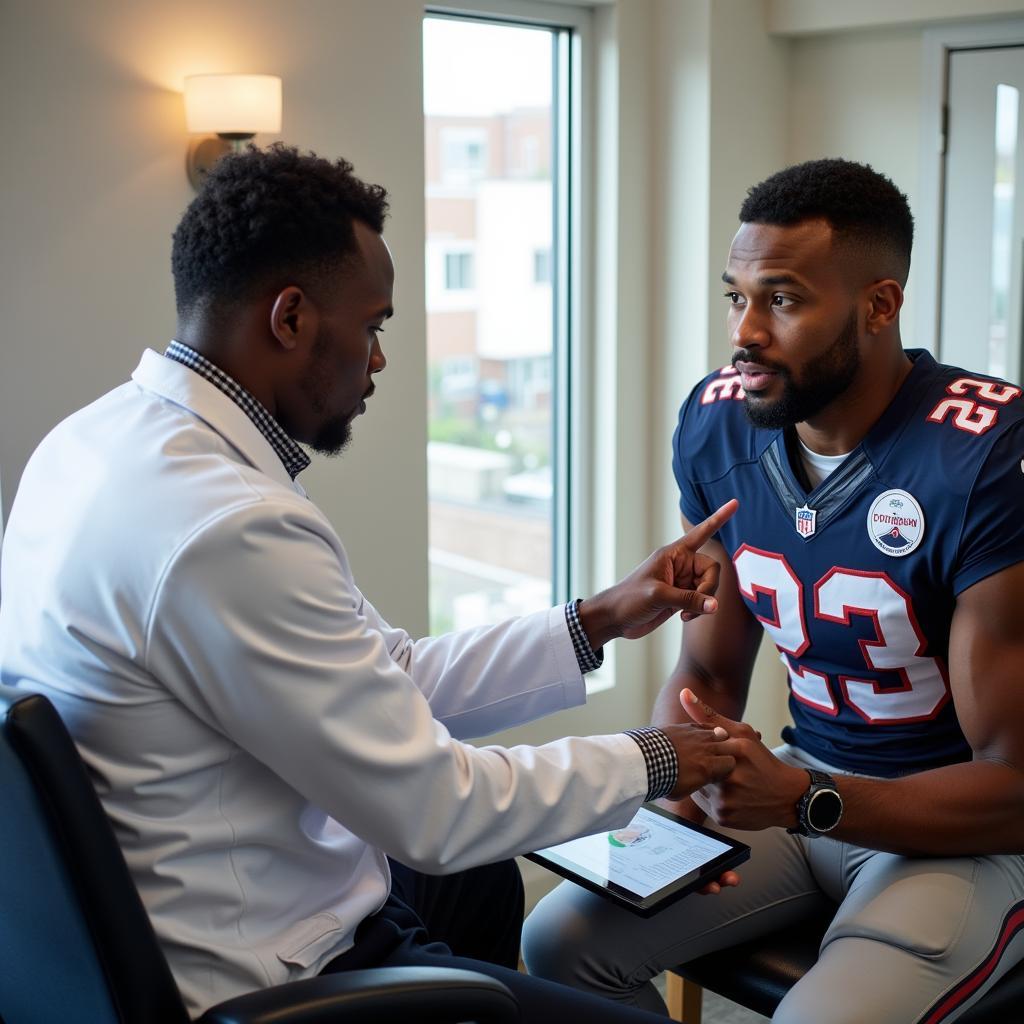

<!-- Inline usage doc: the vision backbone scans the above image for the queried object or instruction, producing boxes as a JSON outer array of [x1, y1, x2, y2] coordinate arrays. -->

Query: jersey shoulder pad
[[676, 365, 761, 480], [917, 360, 1024, 449]]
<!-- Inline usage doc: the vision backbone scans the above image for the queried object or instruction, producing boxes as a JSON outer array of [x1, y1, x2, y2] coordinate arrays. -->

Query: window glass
[[989, 83, 1019, 378], [424, 15, 561, 633]]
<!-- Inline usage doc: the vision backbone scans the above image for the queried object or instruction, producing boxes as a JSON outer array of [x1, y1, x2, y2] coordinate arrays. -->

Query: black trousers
[[320, 858, 669, 1022]]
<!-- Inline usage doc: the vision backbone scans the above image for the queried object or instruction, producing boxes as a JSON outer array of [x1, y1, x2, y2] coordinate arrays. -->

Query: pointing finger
[[682, 498, 739, 551]]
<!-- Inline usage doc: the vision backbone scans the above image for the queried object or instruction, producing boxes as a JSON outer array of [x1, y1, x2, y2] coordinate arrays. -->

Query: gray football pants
[[522, 746, 1024, 1023]]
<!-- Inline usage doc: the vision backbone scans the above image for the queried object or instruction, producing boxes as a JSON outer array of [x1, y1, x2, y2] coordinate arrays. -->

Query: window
[[440, 126, 490, 185], [439, 356, 478, 399], [444, 251, 474, 290], [424, 12, 577, 635], [521, 136, 541, 177], [533, 248, 551, 284]]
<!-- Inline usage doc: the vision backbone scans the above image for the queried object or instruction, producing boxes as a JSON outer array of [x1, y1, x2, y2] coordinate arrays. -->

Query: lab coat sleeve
[[357, 591, 589, 740], [144, 499, 649, 873]]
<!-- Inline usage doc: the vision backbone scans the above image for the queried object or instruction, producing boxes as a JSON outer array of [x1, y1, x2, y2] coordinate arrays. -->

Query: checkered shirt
[[164, 341, 311, 479], [566, 599, 678, 800], [564, 597, 604, 674], [624, 726, 679, 801]]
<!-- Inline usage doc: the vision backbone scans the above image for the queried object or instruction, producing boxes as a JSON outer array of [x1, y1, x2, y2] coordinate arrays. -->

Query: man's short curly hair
[[740, 158, 914, 284], [171, 144, 389, 318]]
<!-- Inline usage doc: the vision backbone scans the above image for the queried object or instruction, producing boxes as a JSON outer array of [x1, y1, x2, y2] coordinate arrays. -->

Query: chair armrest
[[197, 965, 519, 1024]]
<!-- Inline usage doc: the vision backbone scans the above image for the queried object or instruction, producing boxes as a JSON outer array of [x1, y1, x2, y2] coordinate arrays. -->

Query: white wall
[[787, 25, 925, 346], [0, 0, 430, 633], [769, 0, 1024, 35]]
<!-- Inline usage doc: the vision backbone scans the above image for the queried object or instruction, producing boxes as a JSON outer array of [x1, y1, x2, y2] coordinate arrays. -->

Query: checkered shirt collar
[[164, 341, 311, 480]]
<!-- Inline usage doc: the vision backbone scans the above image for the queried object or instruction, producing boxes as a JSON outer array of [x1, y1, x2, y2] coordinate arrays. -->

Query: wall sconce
[[184, 74, 282, 190]]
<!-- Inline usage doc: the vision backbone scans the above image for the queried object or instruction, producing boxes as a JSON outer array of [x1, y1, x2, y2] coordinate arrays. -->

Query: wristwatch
[[788, 768, 843, 837]]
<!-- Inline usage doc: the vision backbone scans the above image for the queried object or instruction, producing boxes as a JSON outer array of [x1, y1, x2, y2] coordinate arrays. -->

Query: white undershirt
[[797, 436, 850, 490]]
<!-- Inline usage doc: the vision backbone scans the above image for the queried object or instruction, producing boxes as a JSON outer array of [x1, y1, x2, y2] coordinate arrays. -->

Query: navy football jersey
[[672, 349, 1024, 776]]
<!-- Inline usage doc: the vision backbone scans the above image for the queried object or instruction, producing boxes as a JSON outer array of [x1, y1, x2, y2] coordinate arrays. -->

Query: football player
[[523, 159, 1024, 1023]]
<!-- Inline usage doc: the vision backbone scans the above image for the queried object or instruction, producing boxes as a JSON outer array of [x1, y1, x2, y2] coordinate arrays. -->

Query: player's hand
[[659, 722, 738, 800], [679, 688, 807, 831], [576, 499, 739, 649], [697, 869, 742, 896]]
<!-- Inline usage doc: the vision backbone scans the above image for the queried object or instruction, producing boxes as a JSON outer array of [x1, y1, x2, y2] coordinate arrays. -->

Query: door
[[941, 46, 1024, 384]]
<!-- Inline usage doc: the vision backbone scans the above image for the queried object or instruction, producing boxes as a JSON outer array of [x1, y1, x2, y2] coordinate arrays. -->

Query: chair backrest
[[0, 684, 190, 1024]]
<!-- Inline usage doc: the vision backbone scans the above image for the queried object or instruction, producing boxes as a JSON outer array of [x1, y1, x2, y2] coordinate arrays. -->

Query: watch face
[[807, 788, 843, 832]]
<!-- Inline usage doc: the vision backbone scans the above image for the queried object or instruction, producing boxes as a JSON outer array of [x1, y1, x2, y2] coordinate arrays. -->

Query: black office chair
[[0, 684, 519, 1024], [665, 905, 1024, 1023]]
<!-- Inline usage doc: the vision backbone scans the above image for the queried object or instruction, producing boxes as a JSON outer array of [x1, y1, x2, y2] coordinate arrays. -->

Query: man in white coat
[[0, 145, 737, 1022]]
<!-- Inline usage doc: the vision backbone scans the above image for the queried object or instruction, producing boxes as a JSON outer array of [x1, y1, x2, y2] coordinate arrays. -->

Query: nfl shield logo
[[795, 504, 817, 538]]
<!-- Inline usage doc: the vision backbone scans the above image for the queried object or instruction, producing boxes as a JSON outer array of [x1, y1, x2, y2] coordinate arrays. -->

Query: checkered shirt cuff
[[564, 599, 604, 674], [624, 727, 678, 801]]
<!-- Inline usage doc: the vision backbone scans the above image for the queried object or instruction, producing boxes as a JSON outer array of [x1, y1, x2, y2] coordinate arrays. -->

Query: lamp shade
[[184, 74, 282, 135]]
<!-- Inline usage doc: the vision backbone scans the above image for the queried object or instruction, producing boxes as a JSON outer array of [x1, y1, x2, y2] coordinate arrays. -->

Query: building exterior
[[424, 109, 556, 631]]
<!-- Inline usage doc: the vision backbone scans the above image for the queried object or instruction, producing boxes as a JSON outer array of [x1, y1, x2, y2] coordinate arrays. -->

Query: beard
[[308, 414, 352, 457], [738, 310, 860, 430], [298, 329, 354, 457]]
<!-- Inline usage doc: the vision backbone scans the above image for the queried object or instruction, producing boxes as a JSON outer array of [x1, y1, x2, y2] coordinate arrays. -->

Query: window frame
[[917, 17, 1024, 362], [424, 0, 595, 629]]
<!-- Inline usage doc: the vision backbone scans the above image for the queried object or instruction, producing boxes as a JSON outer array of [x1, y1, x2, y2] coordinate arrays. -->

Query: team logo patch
[[795, 503, 817, 538], [866, 489, 925, 557]]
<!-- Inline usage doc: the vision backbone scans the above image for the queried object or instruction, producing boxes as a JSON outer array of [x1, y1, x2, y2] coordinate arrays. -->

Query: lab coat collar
[[131, 348, 303, 492]]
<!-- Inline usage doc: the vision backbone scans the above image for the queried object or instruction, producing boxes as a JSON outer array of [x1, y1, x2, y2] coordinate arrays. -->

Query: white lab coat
[[0, 350, 647, 1014]]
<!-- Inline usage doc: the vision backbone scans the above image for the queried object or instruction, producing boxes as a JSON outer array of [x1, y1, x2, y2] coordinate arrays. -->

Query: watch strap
[[805, 768, 834, 788]]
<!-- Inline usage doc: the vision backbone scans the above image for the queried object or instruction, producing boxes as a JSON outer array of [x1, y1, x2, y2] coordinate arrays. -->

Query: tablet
[[525, 804, 750, 917]]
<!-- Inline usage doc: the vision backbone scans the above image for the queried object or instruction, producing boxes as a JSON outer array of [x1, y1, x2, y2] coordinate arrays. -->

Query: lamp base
[[186, 136, 234, 191]]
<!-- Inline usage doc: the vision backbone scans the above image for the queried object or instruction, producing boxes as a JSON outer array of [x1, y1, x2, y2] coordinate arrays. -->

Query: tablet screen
[[526, 804, 749, 916]]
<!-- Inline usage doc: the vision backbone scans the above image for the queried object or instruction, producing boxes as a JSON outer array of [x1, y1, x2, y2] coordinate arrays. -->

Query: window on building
[[424, 12, 577, 635], [439, 356, 478, 399], [533, 248, 552, 284], [444, 251, 474, 290], [522, 136, 540, 177], [440, 127, 490, 185]]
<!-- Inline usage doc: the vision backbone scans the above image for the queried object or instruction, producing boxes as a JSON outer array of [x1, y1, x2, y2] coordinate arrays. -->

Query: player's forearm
[[830, 759, 1024, 856], [652, 672, 746, 730]]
